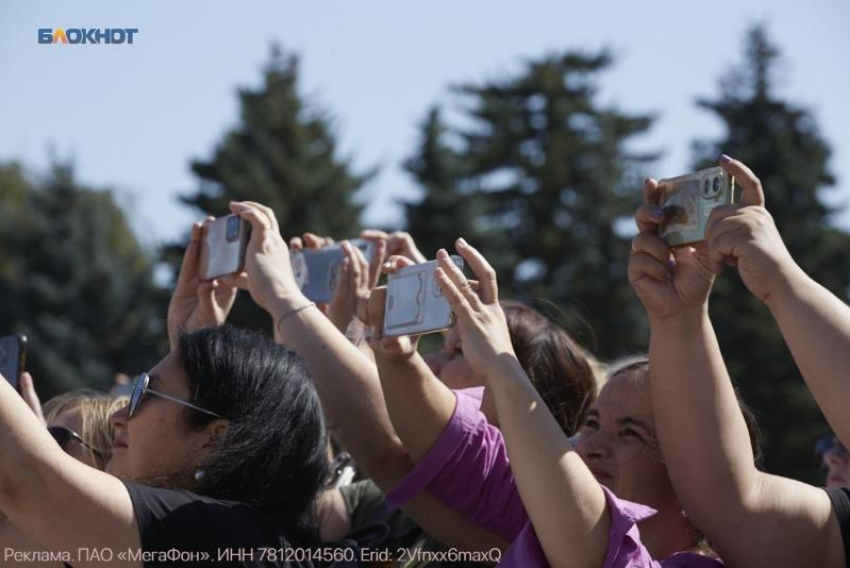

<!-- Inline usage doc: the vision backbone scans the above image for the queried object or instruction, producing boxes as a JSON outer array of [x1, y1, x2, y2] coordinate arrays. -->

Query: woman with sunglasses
[[0, 222, 330, 568], [44, 389, 127, 470]]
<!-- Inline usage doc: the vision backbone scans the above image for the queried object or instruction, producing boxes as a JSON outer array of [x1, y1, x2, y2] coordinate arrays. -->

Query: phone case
[[383, 256, 464, 337], [658, 166, 736, 247], [198, 215, 251, 281]]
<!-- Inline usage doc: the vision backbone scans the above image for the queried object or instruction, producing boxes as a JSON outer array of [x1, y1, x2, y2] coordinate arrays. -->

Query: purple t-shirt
[[386, 389, 723, 568]]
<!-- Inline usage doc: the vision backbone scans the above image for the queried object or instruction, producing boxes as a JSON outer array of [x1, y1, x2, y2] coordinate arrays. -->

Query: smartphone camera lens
[[703, 178, 711, 197], [226, 216, 241, 242], [713, 175, 721, 193]]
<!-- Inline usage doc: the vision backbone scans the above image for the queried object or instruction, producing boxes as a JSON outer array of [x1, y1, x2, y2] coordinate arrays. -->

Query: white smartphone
[[383, 256, 464, 337]]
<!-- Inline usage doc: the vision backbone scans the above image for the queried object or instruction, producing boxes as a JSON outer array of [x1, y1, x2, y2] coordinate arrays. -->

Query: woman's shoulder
[[122, 480, 307, 562]]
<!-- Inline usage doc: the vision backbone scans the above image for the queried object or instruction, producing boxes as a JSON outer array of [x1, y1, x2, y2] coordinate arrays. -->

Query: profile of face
[[819, 436, 850, 488], [48, 409, 102, 469], [423, 327, 481, 390], [107, 350, 225, 483], [574, 370, 679, 512]]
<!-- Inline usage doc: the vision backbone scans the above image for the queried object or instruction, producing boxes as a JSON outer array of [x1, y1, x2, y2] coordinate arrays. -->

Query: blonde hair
[[43, 390, 128, 470]]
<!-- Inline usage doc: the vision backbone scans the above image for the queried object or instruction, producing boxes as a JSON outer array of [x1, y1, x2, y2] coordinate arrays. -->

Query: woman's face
[[107, 351, 223, 483], [423, 327, 482, 390], [48, 408, 101, 469], [574, 372, 679, 512]]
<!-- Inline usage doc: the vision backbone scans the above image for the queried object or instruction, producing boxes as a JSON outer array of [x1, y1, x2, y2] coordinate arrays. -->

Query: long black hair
[[176, 325, 329, 545]]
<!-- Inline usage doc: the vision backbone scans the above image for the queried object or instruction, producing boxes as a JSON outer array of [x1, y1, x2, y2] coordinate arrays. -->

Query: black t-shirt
[[124, 481, 316, 567], [826, 487, 850, 568]]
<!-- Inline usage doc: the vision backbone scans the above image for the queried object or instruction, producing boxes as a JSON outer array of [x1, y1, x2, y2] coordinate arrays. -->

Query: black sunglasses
[[129, 372, 224, 420], [48, 426, 107, 458]]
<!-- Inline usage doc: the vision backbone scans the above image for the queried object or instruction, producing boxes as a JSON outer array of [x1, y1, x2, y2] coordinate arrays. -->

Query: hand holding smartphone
[[291, 239, 375, 302]]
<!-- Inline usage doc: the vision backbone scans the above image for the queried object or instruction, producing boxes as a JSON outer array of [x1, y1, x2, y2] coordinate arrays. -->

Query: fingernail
[[720, 154, 733, 164], [457, 237, 468, 247], [651, 206, 665, 220]]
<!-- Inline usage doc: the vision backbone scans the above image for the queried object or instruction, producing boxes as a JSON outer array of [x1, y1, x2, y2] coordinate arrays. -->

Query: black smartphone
[[0, 334, 27, 391]]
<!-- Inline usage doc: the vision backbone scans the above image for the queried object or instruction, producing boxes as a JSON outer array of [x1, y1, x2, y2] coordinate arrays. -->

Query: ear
[[201, 419, 230, 450]]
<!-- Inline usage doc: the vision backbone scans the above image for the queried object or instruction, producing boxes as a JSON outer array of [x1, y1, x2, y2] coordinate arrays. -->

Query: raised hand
[[328, 241, 374, 332], [705, 156, 798, 303], [167, 219, 238, 349], [360, 229, 427, 265], [628, 178, 716, 321], [355, 255, 421, 361], [434, 239, 516, 379], [223, 201, 308, 320]]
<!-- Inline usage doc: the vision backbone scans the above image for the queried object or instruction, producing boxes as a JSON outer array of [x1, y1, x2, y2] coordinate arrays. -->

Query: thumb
[[19, 372, 46, 424], [719, 155, 765, 207]]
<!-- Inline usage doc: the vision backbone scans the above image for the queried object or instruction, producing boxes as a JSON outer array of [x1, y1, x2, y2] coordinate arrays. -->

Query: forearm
[[765, 267, 850, 445], [0, 378, 55, 507], [487, 355, 608, 568], [270, 295, 410, 487], [649, 308, 758, 519], [375, 350, 456, 463]]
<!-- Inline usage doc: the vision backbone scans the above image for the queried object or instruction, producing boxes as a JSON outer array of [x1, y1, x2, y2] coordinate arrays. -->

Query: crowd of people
[[1, 156, 849, 567]]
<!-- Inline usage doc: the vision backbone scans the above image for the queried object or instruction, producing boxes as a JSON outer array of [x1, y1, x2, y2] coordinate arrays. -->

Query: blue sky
[[1, 0, 848, 248]]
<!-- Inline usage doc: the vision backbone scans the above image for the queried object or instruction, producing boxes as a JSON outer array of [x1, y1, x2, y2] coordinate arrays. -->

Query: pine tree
[[402, 106, 486, 259], [406, 52, 657, 355], [178, 45, 372, 331], [0, 161, 165, 398], [692, 25, 850, 481]]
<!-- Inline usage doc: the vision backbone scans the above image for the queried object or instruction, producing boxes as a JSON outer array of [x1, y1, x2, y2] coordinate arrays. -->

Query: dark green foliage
[[0, 161, 166, 399], [405, 52, 658, 356], [692, 25, 849, 481], [403, 106, 486, 259]]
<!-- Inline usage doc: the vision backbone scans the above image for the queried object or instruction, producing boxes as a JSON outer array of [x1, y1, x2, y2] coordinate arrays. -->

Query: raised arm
[[704, 159, 850, 446], [0, 374, 140, 568], [166, 219, 238, 351], [357, 277, 457, 462], [629, 161, 843, 568], [225, 202, 508, 554], [223, 202, 409, 487], [433, 242, 610, 568]]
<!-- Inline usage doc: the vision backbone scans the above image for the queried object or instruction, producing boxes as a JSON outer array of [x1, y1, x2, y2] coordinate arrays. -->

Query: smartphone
[[291, 239, 375, 303], [658, 166, 737, 247], [0, 334, 27, 391], [198, 215, 252, 281], [383, 256, 464, 337]]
